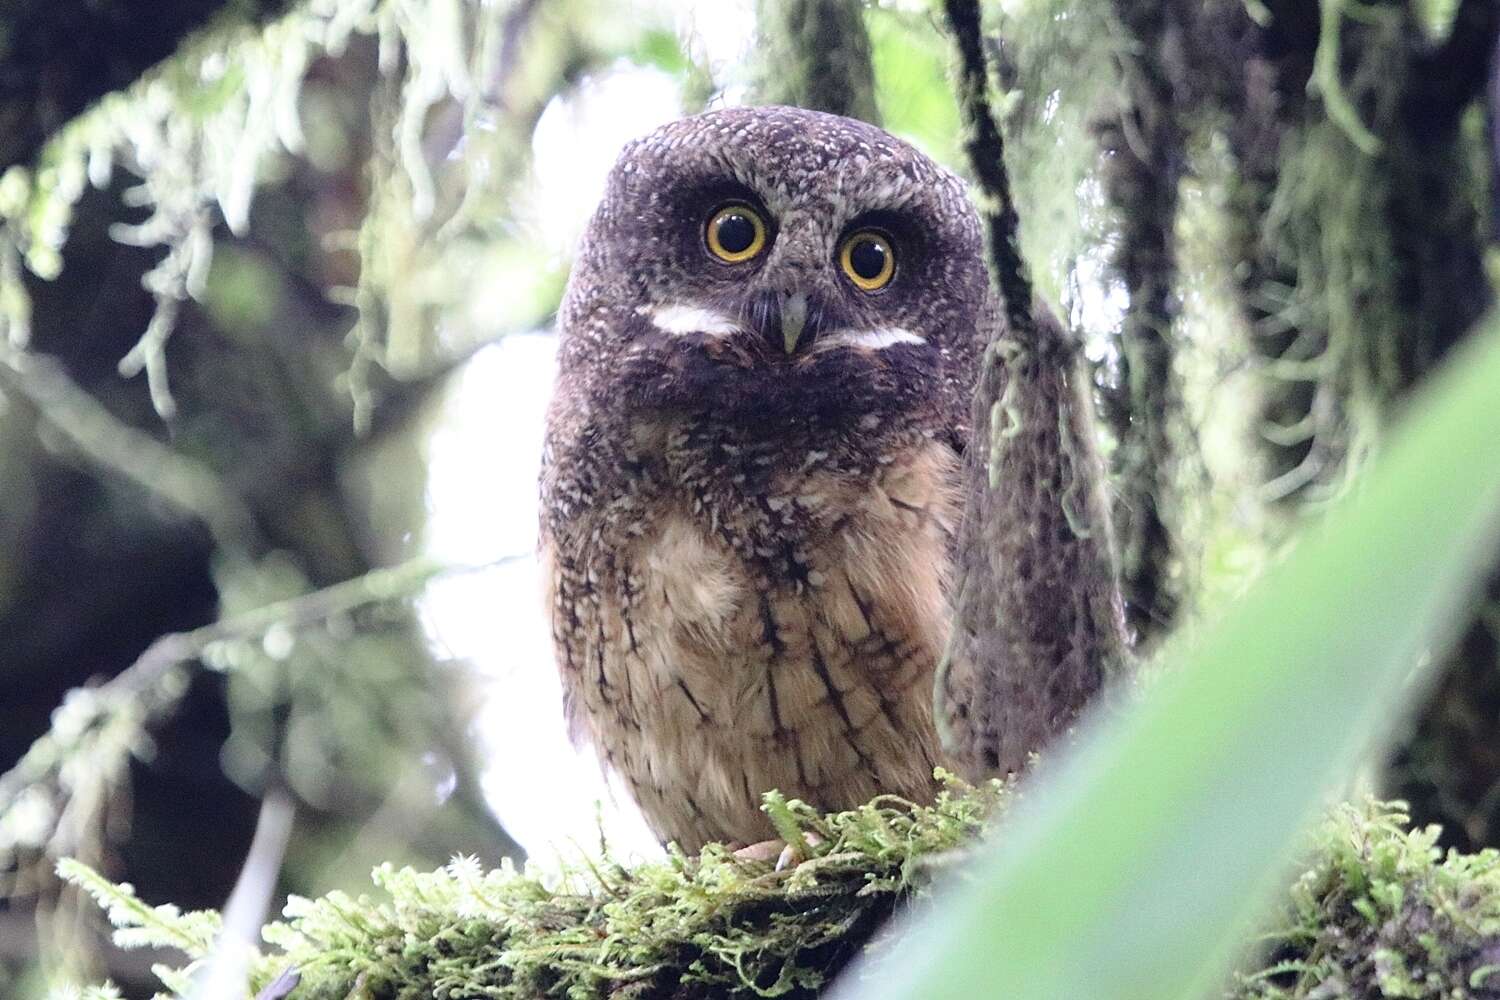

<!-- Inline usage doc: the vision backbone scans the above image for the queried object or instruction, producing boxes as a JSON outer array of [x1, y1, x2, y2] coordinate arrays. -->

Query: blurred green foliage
[[867, 6, 960, 166]]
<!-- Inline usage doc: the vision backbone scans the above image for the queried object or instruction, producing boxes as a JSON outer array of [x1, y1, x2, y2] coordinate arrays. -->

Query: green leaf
[[844, 314, 1500, 1000], [631, 28, 691, 76], [866, 8, 960, 167]]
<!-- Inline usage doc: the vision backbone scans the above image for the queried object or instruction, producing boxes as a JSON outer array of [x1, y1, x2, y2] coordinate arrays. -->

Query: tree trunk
[[752, 0, 880, 124]]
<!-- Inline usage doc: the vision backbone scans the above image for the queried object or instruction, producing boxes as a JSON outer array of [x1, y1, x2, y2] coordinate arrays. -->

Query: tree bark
[[1096, 1, 1192, 643], [752, 0, 880, 125]]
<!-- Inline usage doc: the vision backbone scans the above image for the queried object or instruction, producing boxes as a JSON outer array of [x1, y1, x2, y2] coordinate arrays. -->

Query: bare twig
[[192, 788, 296, 1000], [253, 968, 301, 1000], [0, 343, 260, 561]]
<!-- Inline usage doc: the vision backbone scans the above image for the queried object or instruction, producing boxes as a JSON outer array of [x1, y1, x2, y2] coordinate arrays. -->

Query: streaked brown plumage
[[540, 106, 989, 850]]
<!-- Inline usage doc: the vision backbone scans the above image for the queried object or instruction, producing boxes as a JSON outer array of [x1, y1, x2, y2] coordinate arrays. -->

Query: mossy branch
[[57, 792, 1500, 1000], [64, 776, 1009, 1000], [1097, 2, 1190, 642], [937, 0, 1127, 778], [940, 0, 1034, 336]]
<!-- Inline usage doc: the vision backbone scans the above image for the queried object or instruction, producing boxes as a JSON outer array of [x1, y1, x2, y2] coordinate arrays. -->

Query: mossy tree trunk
[[1194, 0, 1499, 850], [1095, 2, 1191, 644], [752, 0, 880, 124], [1070, 0, 1500, 846], [932, 0, 1500, 843]]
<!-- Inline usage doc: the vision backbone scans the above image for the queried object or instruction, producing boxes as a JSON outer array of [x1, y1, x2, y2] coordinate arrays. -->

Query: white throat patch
[[813, 327, 927, 352], [646, 307, 926, 353], [649, 304, 742, 337]]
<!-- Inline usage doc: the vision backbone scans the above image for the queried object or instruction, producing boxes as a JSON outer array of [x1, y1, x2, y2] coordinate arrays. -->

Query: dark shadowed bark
[[0, 0, 296, 169], [1096, 1, 1191, 643]]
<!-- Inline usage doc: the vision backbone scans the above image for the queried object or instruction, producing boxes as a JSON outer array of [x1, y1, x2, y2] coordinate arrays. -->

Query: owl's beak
[[779, 292, 808, 355]]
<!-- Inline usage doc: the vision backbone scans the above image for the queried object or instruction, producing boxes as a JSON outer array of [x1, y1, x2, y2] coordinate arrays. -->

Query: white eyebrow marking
[[813, 327, 927, 351], [649, 303, 742, 337]]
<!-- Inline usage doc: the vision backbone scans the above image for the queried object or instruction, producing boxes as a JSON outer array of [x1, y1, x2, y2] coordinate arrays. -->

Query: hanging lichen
[[0, 0, 506, 421]]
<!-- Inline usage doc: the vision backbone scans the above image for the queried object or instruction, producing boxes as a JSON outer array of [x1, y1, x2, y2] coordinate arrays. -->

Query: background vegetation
[[2, 0, 1500, 997]]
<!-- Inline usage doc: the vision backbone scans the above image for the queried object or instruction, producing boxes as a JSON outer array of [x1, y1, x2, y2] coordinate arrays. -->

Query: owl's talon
[[733, 833, 826, 870], [775, 832, 826, 870], [732, 838, 786, 865]]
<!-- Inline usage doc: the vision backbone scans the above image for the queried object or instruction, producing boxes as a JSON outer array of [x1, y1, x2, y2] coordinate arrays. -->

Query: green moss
[[1233, 801, 1500, 999], [64, 777, 1006, 1000], [60, 788, 1500, 1000]]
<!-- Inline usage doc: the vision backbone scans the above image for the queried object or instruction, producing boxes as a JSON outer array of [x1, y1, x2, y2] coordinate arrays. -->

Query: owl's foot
[[732, 833, 825, 871]]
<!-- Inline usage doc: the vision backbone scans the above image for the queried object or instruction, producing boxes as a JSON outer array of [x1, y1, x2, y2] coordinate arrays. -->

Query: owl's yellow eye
[[839, 231, 895, 291], [705, 205, 767, 263]]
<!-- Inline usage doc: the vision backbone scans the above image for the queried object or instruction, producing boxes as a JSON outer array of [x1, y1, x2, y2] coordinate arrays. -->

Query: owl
[[539, 105, 994, 852]]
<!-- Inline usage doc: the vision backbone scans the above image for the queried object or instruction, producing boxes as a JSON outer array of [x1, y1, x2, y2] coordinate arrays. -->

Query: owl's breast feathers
[[540, 421, 960, 850]]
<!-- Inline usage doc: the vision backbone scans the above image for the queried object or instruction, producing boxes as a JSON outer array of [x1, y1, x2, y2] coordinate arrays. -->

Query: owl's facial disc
[[561, 106, 989, 436]]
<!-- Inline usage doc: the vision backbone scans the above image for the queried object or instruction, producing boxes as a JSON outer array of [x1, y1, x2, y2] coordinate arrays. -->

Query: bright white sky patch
[[673, 0, 757, 94], [421, 335, 661, 862], [528, 63, 684, 256], [422, 31, 700, 863]]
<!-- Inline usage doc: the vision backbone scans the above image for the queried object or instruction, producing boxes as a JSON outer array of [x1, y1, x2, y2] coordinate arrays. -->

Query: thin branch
[[115, 555, 517, 707], [941, 0, 1036, 337], [0, 343, 260, 561], [254, 969, 301, 1000], [0, 553, 522, 841], [192, 788, 297, 1000]]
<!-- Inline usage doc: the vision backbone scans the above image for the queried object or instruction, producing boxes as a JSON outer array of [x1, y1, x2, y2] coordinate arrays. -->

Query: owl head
[[556, 106, 991, 441]]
